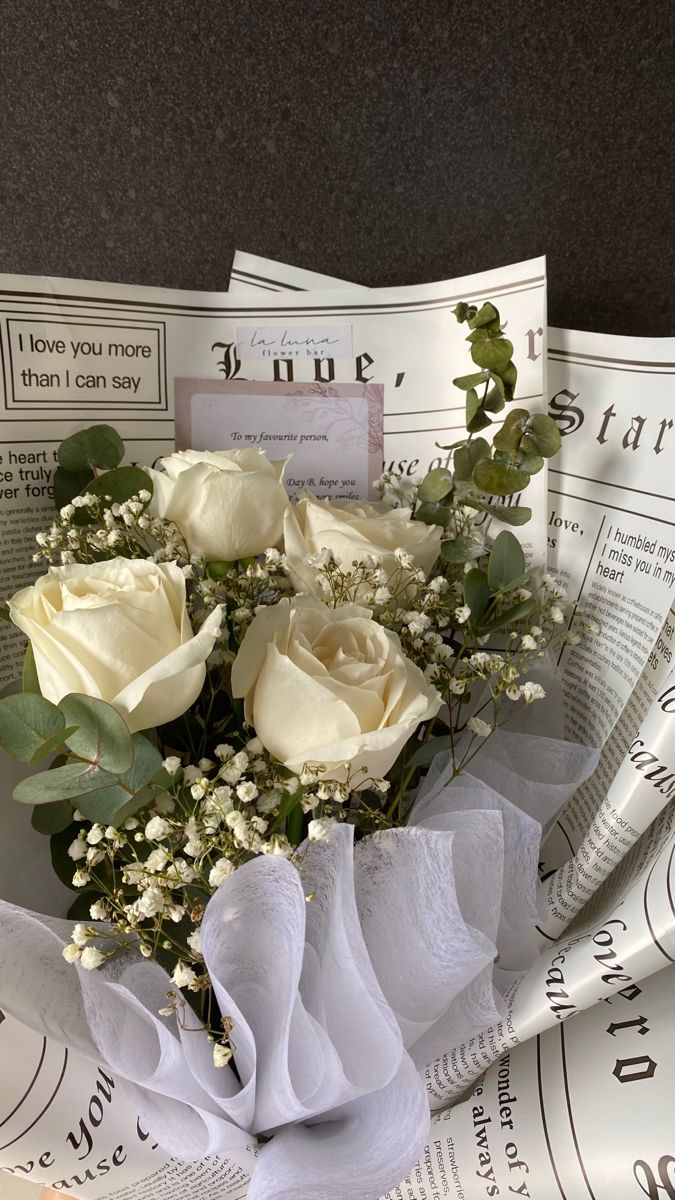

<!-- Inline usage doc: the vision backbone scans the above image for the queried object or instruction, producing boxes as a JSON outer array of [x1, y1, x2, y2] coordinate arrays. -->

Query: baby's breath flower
[[213, 1042, 233, 1068], [62, 943, 82, 964], [520, 681, 546, 703], [172, 961, 197, 989], [454, 604, 471, 625], [145, 815, 170, 840], [68, 836, 87, 861], [209, 858, 235, 888], [163, 756, 182, 776], [308, 816, 336, 842], [467, 716, 492, 738], [80, 945, 106, 970]]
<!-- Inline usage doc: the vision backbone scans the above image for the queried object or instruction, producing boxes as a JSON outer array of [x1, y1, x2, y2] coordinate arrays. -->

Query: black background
[[1, 0, 672, 335]]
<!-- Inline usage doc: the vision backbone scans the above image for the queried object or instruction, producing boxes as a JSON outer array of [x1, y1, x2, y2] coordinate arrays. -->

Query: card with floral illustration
[[174, 378, 384, 500]]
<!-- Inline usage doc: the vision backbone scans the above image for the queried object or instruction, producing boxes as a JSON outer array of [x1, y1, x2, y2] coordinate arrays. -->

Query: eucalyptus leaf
[[417, 467, 454, 503], [14, 760, 119, 805], [22, 644, 41, 695], [206, 560, 235, 581], [516, 452, 544, 475], [441, 537, 485, 563], [31, 798, 74, 835], [481, 503, 532, 527], [0, 679, 22, 698], [415, 501, 448, 527], [493, 408, 528, 453], [452, 371, 490, 391], [483, 385, 505, 414], [453, 438, 491, 481], [50, 823, 83, 890], [467, 406, 492, 434], [463, 568, 490, 623], [85, 466, 154, 507], [526, 413, 562, 457], [75, 733, 164, 826], [30, 725, 79, 764], [468, 302, 499, 329], [472, 459, 530, 497], [487, 531, 526, 591], [471, 337, 513, 373], [54, 466, 96, 511], [59, 424, 124, 472], [0, 693, 65, 763], [59, 694, 134, 774], [478, 597, 537, 634]]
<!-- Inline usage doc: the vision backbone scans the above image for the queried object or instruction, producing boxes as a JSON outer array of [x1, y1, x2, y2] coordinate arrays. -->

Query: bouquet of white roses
[[0, 303, 598, 1200]]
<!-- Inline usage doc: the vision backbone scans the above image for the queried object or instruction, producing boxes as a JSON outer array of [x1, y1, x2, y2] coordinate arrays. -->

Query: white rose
[[283, 496, 442, 595], [231, 596, 441, 784], [8, 558, 222, 733], [146, 448, 289, 562]]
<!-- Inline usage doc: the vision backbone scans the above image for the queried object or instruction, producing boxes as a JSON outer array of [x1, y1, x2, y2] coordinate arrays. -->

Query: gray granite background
[[0, 0, 672, 335]]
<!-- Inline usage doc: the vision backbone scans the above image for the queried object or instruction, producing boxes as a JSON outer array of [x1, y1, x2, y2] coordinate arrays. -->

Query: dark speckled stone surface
[[0, 0, 672, 334]]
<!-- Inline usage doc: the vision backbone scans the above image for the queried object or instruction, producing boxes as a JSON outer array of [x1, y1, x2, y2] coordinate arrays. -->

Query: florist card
[[174, 378, 384, 501]]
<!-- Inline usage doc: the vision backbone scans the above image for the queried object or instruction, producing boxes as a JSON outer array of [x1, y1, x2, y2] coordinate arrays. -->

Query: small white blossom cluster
[[33, 489, 188, 568]]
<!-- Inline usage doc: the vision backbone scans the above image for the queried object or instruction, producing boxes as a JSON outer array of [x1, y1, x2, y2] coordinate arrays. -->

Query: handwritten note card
[[174, 379, 384, 500]]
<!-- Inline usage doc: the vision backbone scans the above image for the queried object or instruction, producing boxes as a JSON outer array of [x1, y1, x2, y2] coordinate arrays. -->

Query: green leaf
[[453, 371, 490, 391], [0, 679, 23, 698], [453, 438, 491, 481], [31, 798, 74, 835], [59, 694, 134, 774], [516, 451, 545, 475], [67, 891, 100, 920], [468, 302, 499, 330], [478, 597, 537, 634], [467, 408, 493, 434], [58, 425, 124, 473], [30, 726, 79, 764], [452, 302, 470, 323], [526, 413, 562, 458], [22, 644, 41, 695], [463, 568, 490, 623], [14, 760, 119, 805], [54, 466, 95, 511], [407, 734, 454, 768], [471, 337, 513, 373], [441, 537, 485, 563], [493, 408, 528, 454], [76, 733, 164, 826], [497, 361, 518, 396], [0, 605, 11, 623], [415, 501, 448, 527], [417, 467, 454, 503], [472, 459, 530, 497], [50, 823, 82, 890], [483, 384, 505, 413], [480, 502, 532, 527], [487, 531, 527, 591], [85, 466, 154, 507], [0, 693, 65, 763], [465, 327, 489, 344]]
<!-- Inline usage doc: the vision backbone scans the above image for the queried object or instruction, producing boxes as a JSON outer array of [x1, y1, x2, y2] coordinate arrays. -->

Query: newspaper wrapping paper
[[0, 721, 599, 1200], [380, 963, 675, 1200], [1, 259, 674, 1197]]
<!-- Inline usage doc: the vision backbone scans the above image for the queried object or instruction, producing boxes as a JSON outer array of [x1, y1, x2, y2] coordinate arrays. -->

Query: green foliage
[[487, 531, 526, 592], [463, 569, 490, 624], [53, 424, 153, 513], [0, 693, 67, 763], [417, 467, 454, 503], [59, 694, 134, 774], [58, 425, 124, 473]]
